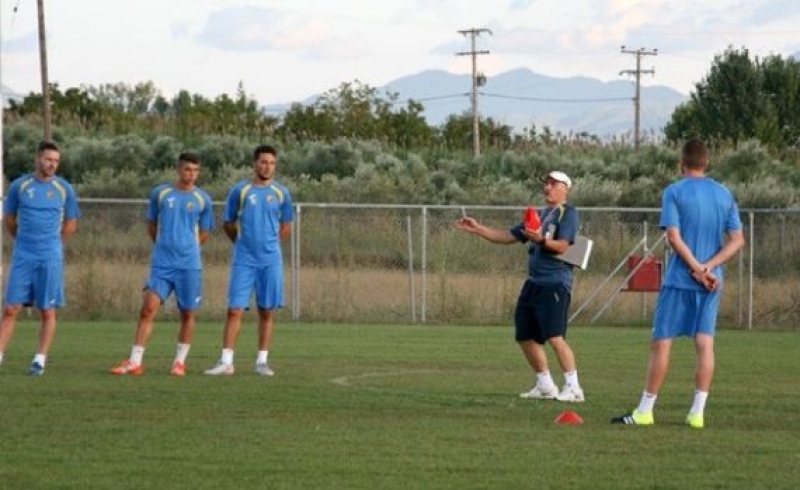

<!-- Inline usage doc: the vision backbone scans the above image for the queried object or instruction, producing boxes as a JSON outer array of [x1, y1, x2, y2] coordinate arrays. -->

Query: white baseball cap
[[543, 171, 572, 189]]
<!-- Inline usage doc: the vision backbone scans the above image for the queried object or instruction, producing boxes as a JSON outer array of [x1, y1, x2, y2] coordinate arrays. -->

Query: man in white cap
[[454, 170, 585, 403]]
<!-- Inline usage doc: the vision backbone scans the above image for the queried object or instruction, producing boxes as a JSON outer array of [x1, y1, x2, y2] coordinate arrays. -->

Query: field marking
[[331, 369, 442, 387]]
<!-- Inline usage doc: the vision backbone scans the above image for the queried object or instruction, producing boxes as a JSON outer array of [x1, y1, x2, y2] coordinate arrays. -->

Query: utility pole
[[37, 0, 52, 140], [457, 28, 491, 157], [619, 46, 657, 150]]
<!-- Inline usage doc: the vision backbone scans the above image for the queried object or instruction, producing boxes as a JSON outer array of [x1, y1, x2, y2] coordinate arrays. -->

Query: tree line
[[2, 46, 798, 208]]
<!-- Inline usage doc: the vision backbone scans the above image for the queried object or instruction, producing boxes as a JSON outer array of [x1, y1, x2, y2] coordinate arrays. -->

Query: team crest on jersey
[[266, 195, 275, 204], [187, 202, 195, 212], [47, 190, 54, 199]]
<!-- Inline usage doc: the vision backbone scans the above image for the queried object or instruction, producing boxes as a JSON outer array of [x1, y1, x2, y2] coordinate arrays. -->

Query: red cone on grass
[[524, 206, 540, 232], [555, 410, 584, 425]]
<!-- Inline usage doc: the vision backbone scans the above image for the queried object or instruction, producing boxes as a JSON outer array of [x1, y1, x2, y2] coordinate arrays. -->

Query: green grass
[[0, 322, 798, 489]]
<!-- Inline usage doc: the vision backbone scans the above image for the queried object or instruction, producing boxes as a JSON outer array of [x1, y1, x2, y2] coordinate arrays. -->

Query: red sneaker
[[111, 359, 144, 376], [170, 361, 186, 377]]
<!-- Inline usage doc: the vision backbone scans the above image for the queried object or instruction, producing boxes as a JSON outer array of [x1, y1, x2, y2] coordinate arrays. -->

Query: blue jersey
[[148, 184, 214, 270], [4, 174, 81, 261], [660, 176, 742, 290], [224, 179, 293, 267], [510, 203, 579, 289]]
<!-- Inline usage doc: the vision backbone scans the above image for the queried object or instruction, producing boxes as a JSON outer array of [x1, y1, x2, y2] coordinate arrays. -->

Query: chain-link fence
[[3, 200, 798, 330]]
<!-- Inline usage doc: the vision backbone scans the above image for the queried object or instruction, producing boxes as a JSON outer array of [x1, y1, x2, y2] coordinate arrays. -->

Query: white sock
[[0, 352, 4, 365], [689, 390, 708, 416], [256, 350, 268, 364], [33, 353, 46, 367], [636, 391, 657, 413], [564, 370, 580, 388], [175, 343, 191, 364], [130, 345, 145, 365], [221, 348, 234, 365], [536, 371, 556, 390]]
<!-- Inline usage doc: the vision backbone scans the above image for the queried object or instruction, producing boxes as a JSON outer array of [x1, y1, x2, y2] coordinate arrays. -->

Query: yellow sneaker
[[686, 413, 704, 429], [611, 409, 654, 426]]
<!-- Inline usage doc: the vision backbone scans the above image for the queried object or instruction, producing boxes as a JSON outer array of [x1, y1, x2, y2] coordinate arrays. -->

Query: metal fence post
[[748, 212, 754, 331], [421, 206, 428, 324], [406, 215, 416, 323]]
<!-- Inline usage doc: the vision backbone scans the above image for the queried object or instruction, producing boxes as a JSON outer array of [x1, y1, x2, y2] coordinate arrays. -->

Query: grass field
[[0, 321, 798, 489]]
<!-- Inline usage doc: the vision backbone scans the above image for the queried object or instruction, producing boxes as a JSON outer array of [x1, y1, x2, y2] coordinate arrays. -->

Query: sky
[[2, 0, 800, 106]]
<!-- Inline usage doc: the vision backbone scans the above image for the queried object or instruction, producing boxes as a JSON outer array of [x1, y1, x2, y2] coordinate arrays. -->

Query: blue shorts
[[145, 268, 203, 311], [227, 264, 284, 310], [4, 257, 65, 310], [652, 286, 720, 339], [514, 281, 571, 344]]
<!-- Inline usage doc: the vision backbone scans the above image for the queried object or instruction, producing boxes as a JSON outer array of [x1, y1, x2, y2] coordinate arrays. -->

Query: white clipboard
[[554, 235, 594, 270]]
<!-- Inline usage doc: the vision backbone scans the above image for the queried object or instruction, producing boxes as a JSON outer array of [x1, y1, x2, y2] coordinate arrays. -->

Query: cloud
[[749, 0, 800, 24], [509, 0, 538, 11], [195, 6, 282, 51], [194, 6, 370, 59], [4, 31, 38, 52]]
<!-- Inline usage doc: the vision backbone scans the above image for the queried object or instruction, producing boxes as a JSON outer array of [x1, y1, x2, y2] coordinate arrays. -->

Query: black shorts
[[514, 281, 571, 344]]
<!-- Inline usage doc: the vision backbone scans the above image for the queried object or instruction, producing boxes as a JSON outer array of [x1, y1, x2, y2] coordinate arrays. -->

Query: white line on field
[[331, 369, 442, 387]]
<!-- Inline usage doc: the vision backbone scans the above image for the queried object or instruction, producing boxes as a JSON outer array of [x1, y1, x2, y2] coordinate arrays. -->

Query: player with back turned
[[612, 139, 744, 429]]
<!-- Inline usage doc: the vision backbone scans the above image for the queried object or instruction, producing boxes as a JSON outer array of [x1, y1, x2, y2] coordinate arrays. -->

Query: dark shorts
[[514, 281, 571, 344]]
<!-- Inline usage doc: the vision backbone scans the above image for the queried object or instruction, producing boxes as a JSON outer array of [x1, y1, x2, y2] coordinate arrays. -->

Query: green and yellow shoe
[[611, 409, 654, 426], [685, 413, 704, 429]]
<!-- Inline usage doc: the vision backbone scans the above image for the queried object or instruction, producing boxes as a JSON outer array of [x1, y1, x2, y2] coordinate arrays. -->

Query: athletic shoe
[[610, 409, 655, 426], [28, 362, 45, 376], [111, 359, 144, 376], [556, 384, 585, 403], [255, 362, 274, 376], [685, 413, 704, 429], [170, 361, 187, 377], [204, 362, 235, 376], [519, 384, 560, 399]]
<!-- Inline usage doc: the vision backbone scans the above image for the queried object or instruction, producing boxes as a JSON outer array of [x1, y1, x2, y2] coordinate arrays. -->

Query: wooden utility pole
[[457, 28, 491, 157], [620, 46, 657, 149], [37, 0, 52, 140]]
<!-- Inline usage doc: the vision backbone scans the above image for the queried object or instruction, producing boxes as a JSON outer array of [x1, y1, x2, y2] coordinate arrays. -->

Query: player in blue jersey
[[612, 139, 745, 429], [111, 152, 214, 376], [0, 141, 81, 376], [205, 145, 293, 376], [454, 171, 586, 403]]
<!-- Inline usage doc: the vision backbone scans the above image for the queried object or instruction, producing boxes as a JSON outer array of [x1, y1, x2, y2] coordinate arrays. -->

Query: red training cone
[[524, 206, 540, 232], [554, 410, 584, 425]]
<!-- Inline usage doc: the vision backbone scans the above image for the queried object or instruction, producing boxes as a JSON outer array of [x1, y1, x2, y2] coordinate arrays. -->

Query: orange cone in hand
[[555, 410, 584, 425], [524, 206, 540, 232]]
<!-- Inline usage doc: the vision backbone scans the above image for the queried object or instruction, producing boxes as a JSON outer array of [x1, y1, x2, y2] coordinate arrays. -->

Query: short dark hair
[[177, 152, 201, 166], [253, 145, 277, 161], [37, 140, 60, 154], [681, 138, 708, 171]]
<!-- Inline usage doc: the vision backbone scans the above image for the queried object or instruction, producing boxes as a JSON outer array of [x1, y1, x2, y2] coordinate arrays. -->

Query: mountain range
[[268, 68, 689, 138]]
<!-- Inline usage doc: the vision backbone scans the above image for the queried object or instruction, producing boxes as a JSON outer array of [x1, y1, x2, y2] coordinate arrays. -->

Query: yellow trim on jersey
[[51, 179, 68, 202], [191, 190, 206, 212], [238, 183, 253, 220], [269, 184, 284, 204], [19, 177, 36, 195], [157, 186, 173, 206]]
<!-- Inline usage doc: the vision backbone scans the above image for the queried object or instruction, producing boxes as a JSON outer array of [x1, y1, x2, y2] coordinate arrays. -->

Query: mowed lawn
[[0, 321, 797, 490]]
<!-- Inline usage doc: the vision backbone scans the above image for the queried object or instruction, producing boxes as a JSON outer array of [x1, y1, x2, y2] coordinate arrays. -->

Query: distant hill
[[266, 68, 688, 137]]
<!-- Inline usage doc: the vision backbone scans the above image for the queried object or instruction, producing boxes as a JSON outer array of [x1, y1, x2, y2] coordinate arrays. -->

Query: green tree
[[665, 47, 800, 148]]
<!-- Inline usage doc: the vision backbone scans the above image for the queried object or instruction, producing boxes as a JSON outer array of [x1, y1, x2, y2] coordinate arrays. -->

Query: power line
[[481, 92, 632, 103]]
